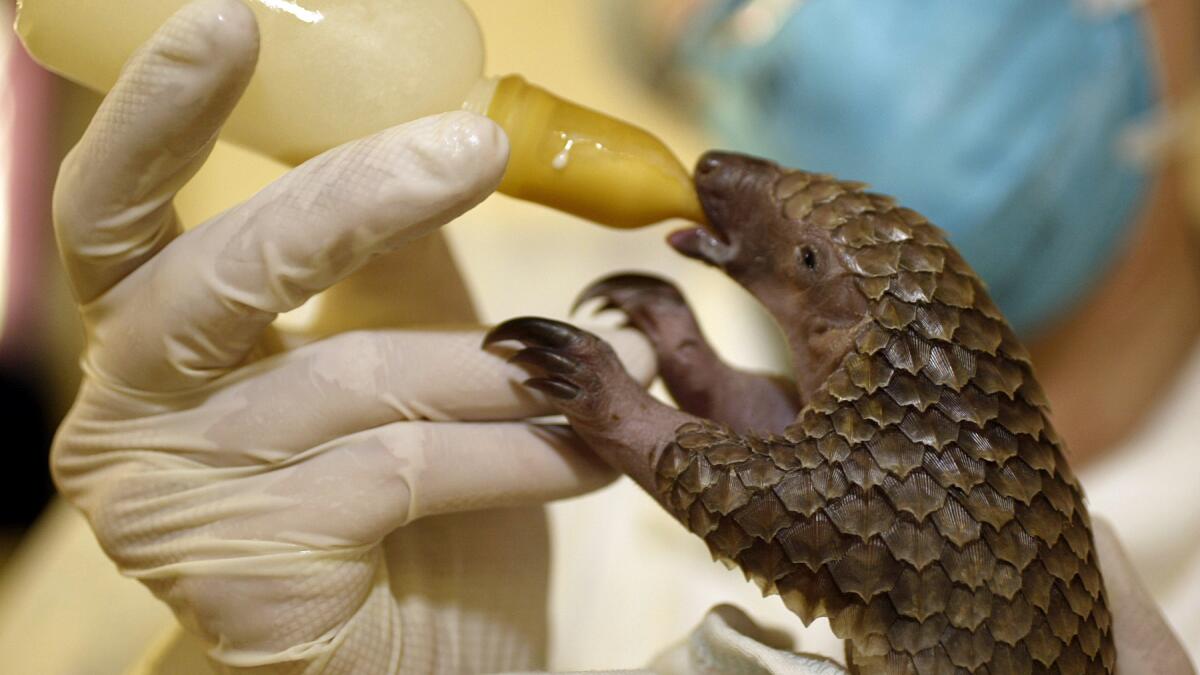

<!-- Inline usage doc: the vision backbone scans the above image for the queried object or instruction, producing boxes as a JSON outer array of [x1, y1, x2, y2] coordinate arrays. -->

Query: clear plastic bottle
[[15, 0, 704, 228]]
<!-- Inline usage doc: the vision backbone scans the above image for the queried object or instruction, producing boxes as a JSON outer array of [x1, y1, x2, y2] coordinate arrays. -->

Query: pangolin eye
[[799, 246, 818, 271]]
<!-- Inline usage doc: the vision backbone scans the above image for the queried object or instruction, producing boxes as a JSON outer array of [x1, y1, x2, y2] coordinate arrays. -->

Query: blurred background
[[1, 0, 1198, 672]]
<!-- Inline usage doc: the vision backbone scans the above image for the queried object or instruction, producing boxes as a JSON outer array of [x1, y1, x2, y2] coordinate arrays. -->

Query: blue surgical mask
[[675, 0, 1159, 336]]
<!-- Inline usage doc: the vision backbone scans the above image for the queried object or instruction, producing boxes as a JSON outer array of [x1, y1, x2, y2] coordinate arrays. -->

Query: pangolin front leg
[[483, 317, 699, 495], [575, 273, 800, 434]]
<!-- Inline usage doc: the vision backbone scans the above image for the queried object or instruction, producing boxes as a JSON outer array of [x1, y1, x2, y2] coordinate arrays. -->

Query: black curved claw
[[523, 377, 581, 400], [483, 317, 581, 349], [509, 347, 580, 375], [571, 273, 685, 316]]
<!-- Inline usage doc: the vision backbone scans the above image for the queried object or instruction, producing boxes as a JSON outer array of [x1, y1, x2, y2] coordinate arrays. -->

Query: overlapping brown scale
[[777, 513, 844, 571], [699, 469, 753, 515], [887, 614, 948, 655], [826, 489, 896, 540], [676, 454, 715, 493], [882, 332, 923, 375], [854, 391, 908, 428], [783, 191, 817, 221], [1062, 577, 1096, 619], [863, 211, 914, 246], [989, 594, 1035, 645], [704, 514, 755, 560], [856, 275, 892, 302], [1047, 586, 1083, 645], [881, 472, 947, 521], [953, 310, 1003, 354], [855, 321, 893, 354], [812, 463, 850, 500], [882, 518, 945, 570], [931, 499, 983, 549], [1040, 474, 1079, 520], [935, 387, 998, 428], [1018, 435, 1059, 475], [778, 566, 850, 625], [922, 445, 988, 492], [774, 472, 825, 518], [998, 323, 1033, 364], [809, 202, 850, 231], [1054, 643, 1089, 675], [889, 271, 939, 304], [873, 295, 918, 330], [736, 455, 786, 490], [732, 491, 792, 541], [996, 396, 1046, 437], [900, 409, 961, 451], [923, 343, 976, 390], [738, 539, 793, 589], [889, 565, 952, 622], [774, 171, 819, 200], [1022, 561, 1057, 613], [1075, 614, 1102, 658], [847, 245, 905, 277], [833, 213, 886, 248], [945, 585, 993, 632], [991, 642, 1034, 673], [986, 459, 1044, 506], [830, 538, 902, 601], [987, 561, 1023, 600], [983, 520, 1041, 571], [885, 372, 944, 412], [687, 500, 720, 538], [833, 407, 880, 445], [971, 353, 1025, 399], [960, 483, 1015, 531], [845, 352, 896, 393], [830, 597, 897, 652], [898, 243, 946, 274], [656, 443, 693, 484], [941, 539, 995, 589], [1042, 539, 1082, 584], [775, 437, 821, 470], [942, 624, 995, 670], [867, 430, 927, 478], [1016, 494, 1066, 547], [912, 303, 961, 343], [840, 450, 891, 492], [930, 270, 976, 309]]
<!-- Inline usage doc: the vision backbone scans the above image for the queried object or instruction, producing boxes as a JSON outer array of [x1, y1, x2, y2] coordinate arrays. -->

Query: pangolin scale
[[651, 168, 1114, 673]]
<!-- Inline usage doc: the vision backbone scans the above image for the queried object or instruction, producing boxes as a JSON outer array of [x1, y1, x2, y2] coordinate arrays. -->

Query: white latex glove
[[49, 1, 654, 672]]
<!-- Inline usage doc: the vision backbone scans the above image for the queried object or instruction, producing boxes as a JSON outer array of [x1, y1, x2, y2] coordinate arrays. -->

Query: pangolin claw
[[483, 317, 581, 349], [509, 347, 580, 375], [523, 377, 581, 400], [571, 272, 685, 316]]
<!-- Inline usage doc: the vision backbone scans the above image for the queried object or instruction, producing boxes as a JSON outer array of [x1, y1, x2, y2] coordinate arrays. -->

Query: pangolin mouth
[[667, 226, 726, 266]]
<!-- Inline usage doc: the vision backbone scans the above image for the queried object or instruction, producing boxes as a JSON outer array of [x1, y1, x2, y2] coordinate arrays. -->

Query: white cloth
[[1080, 341, 1200, 665]]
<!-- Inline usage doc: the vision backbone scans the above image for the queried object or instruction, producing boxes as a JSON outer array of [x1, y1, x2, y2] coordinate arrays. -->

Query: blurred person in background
[[622, 0, 1200, 660]]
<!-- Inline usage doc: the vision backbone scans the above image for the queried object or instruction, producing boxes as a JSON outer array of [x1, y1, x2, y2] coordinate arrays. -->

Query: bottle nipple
[[483, 75, 705, 229]]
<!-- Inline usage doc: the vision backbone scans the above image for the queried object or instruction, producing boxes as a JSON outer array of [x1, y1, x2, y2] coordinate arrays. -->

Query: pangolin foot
[[484, 317, 638, 422]]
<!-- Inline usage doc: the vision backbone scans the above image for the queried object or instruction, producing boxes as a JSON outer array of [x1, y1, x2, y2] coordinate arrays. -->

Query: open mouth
[[667, 226, 725, 266], [667, 197, 733, 267]]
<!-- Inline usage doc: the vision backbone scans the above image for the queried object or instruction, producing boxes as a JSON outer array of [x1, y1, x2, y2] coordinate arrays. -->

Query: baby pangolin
[[485, 151, 1114, 673]]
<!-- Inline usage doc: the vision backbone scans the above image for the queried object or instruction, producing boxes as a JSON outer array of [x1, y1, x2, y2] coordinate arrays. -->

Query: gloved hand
[[48, 0, 653, 672]]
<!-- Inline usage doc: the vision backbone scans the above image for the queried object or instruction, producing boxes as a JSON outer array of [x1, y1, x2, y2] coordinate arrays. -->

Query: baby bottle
[[16, 0, 704, 228]]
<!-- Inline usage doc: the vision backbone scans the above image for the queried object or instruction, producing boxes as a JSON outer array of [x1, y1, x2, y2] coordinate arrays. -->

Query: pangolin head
[[672, 151, 992, 400]]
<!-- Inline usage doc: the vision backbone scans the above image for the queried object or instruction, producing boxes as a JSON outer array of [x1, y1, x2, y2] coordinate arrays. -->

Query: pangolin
[[485, 151, 1115, 673]]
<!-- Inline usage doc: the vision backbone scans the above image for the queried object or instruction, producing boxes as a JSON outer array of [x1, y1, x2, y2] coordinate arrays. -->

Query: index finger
[[53, 0, 259, 304]]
